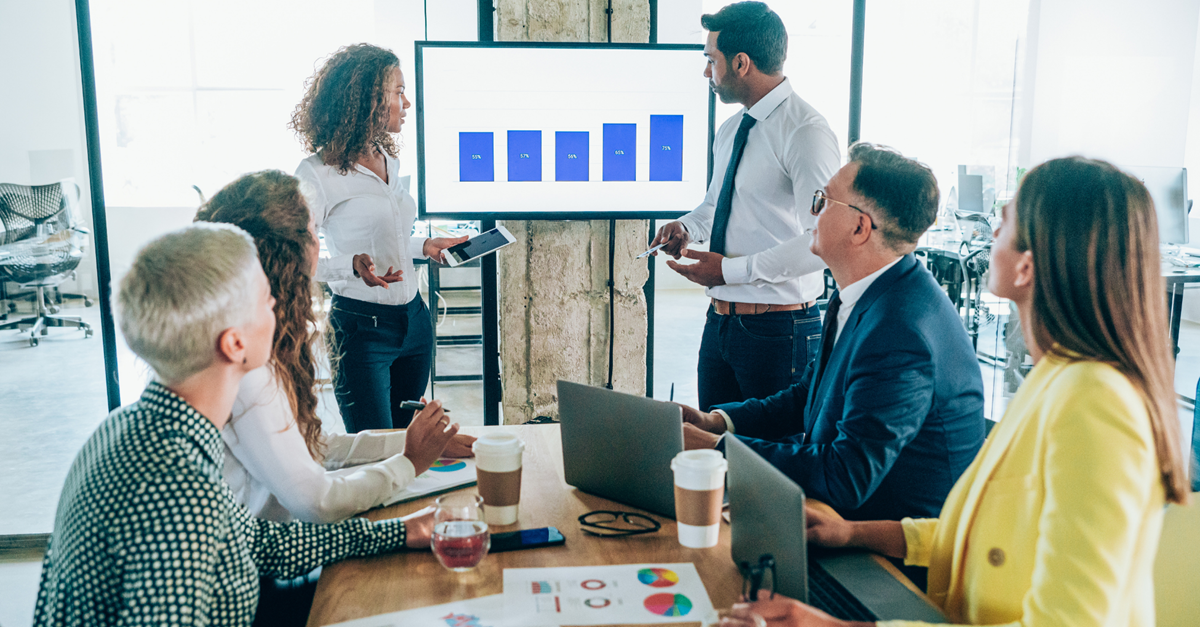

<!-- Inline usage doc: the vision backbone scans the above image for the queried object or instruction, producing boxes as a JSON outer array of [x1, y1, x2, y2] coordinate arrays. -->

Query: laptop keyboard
[[807, 558, 879, 622]]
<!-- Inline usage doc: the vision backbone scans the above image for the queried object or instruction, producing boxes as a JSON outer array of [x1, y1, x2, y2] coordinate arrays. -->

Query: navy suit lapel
[[803, 255, 919, 434]]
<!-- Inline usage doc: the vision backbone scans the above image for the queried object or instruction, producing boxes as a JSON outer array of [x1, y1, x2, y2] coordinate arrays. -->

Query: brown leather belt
[[712, 299, 817, 316]]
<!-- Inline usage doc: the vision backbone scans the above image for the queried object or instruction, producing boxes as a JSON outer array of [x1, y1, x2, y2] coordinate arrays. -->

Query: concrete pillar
[[495, 0, 651, 423]]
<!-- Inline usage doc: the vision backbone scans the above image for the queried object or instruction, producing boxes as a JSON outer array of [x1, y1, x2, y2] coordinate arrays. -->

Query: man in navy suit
[[681, 143, 985, 524]]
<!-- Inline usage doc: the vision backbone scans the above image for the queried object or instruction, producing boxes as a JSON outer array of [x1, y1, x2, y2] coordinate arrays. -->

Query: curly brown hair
[[290, 44, 401, 174], [195, 170, 324, 460]]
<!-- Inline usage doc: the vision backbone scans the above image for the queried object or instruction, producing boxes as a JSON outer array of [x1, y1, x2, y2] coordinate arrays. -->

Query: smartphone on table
[[489, 527, 566, 553]]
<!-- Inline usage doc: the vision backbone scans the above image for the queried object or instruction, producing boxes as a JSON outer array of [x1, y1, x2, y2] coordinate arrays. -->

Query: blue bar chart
[[555, 131, 590, 181], [649, 115, 684, 181], [602, 123, 637, 181], [457, 116, 686, 183], [507, 131, 542, 181], [459, 132, 494, 182]]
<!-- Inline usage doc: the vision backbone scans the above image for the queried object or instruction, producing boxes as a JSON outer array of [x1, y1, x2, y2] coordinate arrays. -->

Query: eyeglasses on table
[[578, 510, 662, 537]]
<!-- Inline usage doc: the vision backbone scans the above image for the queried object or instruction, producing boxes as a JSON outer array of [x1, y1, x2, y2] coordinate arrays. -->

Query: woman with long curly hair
[[719, 157, 1189, 627], [290, 43, 464, 432], [197, 170, 472, 526]]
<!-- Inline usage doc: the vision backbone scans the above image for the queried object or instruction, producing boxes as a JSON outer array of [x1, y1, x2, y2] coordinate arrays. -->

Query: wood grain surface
[[306, 424, 745, 626]]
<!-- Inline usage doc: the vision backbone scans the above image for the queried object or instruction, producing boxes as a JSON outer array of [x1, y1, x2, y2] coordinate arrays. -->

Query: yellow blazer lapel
[[939, 358, 1062, 617]]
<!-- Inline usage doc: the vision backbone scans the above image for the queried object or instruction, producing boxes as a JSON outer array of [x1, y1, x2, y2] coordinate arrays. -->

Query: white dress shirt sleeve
[[677, 180, 720, 242], [720, 123, 840, 287], [224, 367, 416, 524], [296, 159, 357, 283], [321, 430, 409, 470], [408, 236, 428, 260]]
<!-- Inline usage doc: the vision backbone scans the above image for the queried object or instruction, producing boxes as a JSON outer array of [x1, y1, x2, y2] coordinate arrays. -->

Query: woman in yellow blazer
[[720, 157, 1190, 627]]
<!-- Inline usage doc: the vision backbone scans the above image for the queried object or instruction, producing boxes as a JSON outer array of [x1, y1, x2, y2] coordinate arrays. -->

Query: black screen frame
[[415, 40, 715, 221]]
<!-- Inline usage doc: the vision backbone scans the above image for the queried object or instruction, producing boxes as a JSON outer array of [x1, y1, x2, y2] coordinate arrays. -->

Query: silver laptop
[[726, 435, 946, 622], [557, 380, 682, 518]]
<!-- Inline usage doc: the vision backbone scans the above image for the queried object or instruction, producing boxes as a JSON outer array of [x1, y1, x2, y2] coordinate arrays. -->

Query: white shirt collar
[[837, 256, 903, 311], [744, 77, 793, 121]]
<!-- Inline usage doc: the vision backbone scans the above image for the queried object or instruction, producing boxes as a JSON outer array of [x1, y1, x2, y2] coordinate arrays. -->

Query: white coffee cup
[[671, 449, 728, 548], [472, 433, 525, 526]]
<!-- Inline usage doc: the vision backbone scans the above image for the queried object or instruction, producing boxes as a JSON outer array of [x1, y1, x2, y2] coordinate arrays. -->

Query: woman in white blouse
[[197, 170, 475, 524], [290, 43, 466, 432]]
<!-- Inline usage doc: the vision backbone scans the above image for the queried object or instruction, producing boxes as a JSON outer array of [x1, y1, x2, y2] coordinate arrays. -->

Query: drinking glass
[[431, 493, 490, 572]]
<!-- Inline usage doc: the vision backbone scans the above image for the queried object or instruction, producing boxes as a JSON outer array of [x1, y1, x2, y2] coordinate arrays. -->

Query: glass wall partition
[[0, 0, 112, 541]]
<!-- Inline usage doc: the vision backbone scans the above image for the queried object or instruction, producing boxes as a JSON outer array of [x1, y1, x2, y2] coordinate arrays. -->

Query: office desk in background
[[307, 425, 936, 627]]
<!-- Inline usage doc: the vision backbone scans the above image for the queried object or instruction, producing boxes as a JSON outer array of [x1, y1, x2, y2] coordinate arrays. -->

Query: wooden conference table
[[307, 424, 928, 626]]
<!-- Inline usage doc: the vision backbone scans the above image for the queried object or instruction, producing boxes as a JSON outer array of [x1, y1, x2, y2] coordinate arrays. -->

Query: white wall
[[1020, 0, 1200, 169], [0, 0, 98, 297]]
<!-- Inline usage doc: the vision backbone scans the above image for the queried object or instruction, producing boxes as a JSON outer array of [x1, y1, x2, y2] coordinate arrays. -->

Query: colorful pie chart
[[428, 459, 466, 473], [644, 593, 692, 617], [637, 567, 680, 588]]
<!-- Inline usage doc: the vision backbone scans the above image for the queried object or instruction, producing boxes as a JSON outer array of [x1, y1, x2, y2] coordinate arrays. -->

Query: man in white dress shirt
[[651, 2, 841, 411]]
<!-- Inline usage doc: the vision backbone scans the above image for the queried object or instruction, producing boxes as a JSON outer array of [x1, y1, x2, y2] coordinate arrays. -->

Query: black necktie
[[709, 113, 757, 255], [814, 295, 842, 389]]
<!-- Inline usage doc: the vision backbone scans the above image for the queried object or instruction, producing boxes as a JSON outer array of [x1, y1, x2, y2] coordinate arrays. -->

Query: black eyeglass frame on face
[[811, 190, 878, 230], [578, 510, 662, 537]]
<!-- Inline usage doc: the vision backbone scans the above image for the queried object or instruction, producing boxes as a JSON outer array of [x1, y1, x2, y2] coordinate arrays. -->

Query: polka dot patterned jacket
[[33, 382, 409, 626]]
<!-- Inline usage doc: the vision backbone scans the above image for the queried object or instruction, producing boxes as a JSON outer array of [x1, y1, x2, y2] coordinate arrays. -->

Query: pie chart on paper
[[643, 593, 693, 617], [428, 459, 466, 473], [636, 567, 680, 587]]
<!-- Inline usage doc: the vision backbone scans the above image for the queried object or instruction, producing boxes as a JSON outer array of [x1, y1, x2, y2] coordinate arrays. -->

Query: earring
[[242, 357, 247, 365]]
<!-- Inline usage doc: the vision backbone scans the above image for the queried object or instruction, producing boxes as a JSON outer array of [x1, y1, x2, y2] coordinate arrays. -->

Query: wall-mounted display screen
[[416, 42, 713, 219]]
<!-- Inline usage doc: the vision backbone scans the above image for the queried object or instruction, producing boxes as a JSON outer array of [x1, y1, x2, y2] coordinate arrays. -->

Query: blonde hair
[[117, 223, 261, 384]]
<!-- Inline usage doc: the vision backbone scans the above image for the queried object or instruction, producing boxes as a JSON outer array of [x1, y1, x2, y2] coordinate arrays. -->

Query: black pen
[[399, 401, 450, 413]]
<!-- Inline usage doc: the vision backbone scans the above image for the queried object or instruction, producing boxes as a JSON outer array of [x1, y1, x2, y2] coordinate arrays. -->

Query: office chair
[[0, 181, 94, 347]]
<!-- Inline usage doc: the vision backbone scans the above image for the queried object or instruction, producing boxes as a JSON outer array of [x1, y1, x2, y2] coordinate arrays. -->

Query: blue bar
[[459, 132, 494, 182], [555, 131, 590, 181], [649, 115, 684, 181], [603, 124, 637, 181], [507, 130, 542, 181]]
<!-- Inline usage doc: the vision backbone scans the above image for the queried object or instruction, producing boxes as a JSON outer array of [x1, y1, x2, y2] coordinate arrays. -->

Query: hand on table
[[352, 253, 403, 288], [442, 433, 477, 458], [423, 236, 469, 264], [678, 403, 727, 434], [649, 220, 691, 259], [400, 505, 436, 550], [719, 595, 851, 627], [683, 422, 722, 450], [667, 249, 727, 287], [402, 399, 459, 476]]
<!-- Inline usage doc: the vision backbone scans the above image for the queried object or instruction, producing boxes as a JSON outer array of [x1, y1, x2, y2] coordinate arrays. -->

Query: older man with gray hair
[[34, 223, 433, 627]]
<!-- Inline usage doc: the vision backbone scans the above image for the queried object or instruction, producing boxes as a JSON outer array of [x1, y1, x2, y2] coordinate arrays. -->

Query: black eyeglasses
[[578, 511, 662, 537], [739, 554, 777, 601], [812, 190, 878, 230]]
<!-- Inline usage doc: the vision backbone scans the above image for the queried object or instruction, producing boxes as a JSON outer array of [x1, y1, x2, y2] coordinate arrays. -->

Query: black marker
[[399, 401, 450, 413]]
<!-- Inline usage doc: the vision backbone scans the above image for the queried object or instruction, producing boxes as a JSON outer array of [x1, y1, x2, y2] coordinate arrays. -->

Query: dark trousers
[[697, 304, 822, 411], [330, 294, 433, 431]]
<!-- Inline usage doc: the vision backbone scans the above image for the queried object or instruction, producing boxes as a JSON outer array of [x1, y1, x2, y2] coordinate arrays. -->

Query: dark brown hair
[[195, 170, 324, 460], [1016, 156, 1187, 504], [290, 44, 400, 175], [701, 1, 787, 75], [848, 142, 940, 253]]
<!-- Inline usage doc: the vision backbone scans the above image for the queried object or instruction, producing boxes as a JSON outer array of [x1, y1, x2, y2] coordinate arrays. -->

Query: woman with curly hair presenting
[[291, 44, 465, 431]]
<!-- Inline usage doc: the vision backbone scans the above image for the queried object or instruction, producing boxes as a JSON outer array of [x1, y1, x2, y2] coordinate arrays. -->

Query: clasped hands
[[650, 220, 727, 287], [351, 236, 468, 289]]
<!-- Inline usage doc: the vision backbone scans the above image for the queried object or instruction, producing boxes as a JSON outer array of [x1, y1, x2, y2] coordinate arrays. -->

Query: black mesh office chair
[[0, 181, 94, 347]]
